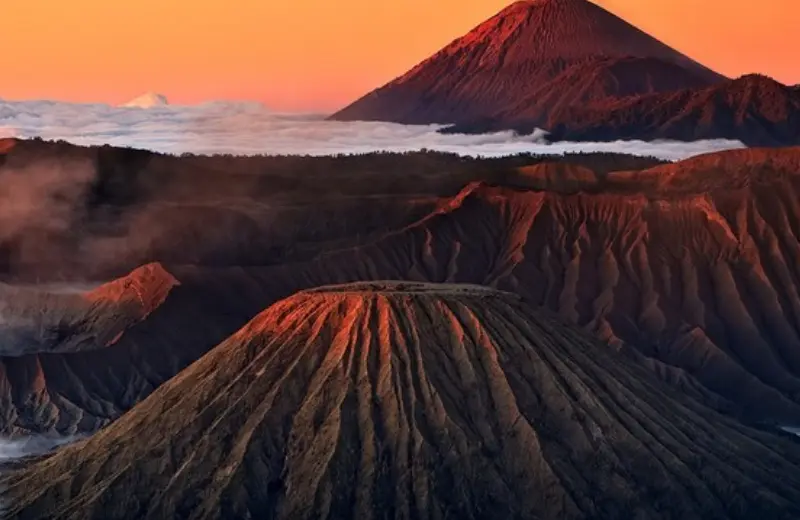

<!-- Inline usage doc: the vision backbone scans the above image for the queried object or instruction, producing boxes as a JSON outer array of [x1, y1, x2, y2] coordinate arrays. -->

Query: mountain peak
[[121, 92, 169, 109], [332, 0, 724, 125]]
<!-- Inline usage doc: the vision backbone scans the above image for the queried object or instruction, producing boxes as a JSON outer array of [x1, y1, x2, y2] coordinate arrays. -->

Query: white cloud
[[0, 435, 81, 463], [0, 98, 746, 160], [782, 426, 800, 438]]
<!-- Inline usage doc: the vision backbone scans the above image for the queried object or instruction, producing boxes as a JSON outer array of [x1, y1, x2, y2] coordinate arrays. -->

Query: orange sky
[[2, 0, 797, 111]]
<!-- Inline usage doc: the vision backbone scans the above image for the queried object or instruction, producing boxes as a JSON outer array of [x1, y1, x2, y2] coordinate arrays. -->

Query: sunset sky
[[2, 0, 797, 111]]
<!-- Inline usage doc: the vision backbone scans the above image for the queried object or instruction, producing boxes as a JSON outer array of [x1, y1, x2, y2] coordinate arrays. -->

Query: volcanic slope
[[0, 263, 177, 357], [0, 263, 261, 435], [542, 74, 800, 146], [4, 282, 800, 520], [0, 137, 663, 282], [331, 0, 724, 125], [243, 148, 800, 423], [4, 148, 800, 435]]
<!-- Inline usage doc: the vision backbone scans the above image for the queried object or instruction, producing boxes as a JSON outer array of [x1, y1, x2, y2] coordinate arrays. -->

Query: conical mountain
[[331, 0, 725, 125], [4, 282, 800, 520]]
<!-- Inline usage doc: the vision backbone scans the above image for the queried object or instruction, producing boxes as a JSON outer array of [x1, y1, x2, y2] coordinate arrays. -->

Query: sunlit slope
[[4, 282, 799, 519]]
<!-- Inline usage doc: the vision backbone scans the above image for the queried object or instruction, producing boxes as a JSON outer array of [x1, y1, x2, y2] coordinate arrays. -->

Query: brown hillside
[[0, 263, 265, 435], [4, 283, 800, 520], [0, 138, 15, 155], [0, 146, 664, 435], [545, 74, 800, 146], [0, 263, 177, 357], [331, 0, 723, 125], [0, 138, 663, 282], [283, 148, 800, 421], [2, 149, 800, 434], [506, 56, 715, 127], [198, 147, 800, 422]]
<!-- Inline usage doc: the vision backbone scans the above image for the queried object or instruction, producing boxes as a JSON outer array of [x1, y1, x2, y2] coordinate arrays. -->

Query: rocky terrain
[[332, 0, 800, 146], [3, 283, 799, 520], [0, 137, 662, 281], [2, 146, 800, 436], [0, 264, 267, 434], [229, 147, 800, 423], [506, 74, 800, 146], [0, 263, 177, 357], [1, 1, 798, 517]]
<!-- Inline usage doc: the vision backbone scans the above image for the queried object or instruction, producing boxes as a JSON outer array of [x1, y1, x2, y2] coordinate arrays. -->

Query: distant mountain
[[548, 74, 800, 146], [4, 282, 800, 519], [121, 92, 169, 109], [331, 0, 725, 125], [331, 0, 800, 146], [451, 74, 800, 146]]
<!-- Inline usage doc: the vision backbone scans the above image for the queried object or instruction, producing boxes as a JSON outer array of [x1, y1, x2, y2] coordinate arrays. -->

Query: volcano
[[331, 0, 725, 126], [5, 147, 800, 435], [4, 282, 800, 519]]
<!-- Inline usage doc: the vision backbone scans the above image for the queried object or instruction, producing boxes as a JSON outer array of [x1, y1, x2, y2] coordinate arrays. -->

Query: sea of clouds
[[0, 435, 82, 464], [0, 98, 747, 160]]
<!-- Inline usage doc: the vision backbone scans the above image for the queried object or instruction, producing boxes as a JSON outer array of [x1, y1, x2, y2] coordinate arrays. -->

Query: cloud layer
[[0, 98, 746, 160], [0, 435, 82, 463]]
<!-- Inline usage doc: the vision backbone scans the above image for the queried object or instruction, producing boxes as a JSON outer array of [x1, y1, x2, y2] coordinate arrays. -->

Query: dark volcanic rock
[[4, 148, 800, 434], [3, 282, 800, 520], [0, 138, 663, 281], [0, 144, 666, 435]]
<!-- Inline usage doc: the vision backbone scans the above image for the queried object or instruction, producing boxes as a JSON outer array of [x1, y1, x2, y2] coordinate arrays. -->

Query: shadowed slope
[[0, 263, 272, 435], [3, 282, 800, 520], [0, 263, 178, 357], [544, 74, 800, 146], [500, 56, 715, 128], [0, 139, 663, 282], [0, 263, 190, 434], [2, 149, 800, 435], [243, 148, 800, 422], [331, 0, 723, 125]]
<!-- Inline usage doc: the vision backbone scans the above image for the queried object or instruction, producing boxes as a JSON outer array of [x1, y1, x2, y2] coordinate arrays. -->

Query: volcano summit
[[4, 282, 800, 519], [332, 0, 724, 126], [332, 0, 800, 146]]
